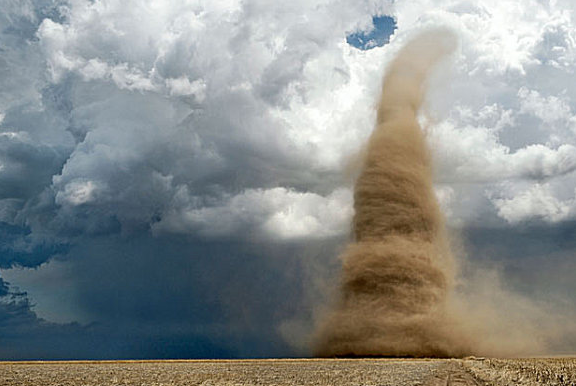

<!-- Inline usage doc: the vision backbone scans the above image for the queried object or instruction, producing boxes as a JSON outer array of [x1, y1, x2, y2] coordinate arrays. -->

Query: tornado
[[314, 29, 470, 357]]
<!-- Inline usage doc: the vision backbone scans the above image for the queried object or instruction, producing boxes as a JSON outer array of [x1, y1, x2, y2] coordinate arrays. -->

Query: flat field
[[0, 357, 574, 386]]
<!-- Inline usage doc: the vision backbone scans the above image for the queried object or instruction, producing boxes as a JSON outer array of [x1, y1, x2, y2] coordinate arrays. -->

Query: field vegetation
[[1, 357, 575, 385], [463, 357, 576, 386]]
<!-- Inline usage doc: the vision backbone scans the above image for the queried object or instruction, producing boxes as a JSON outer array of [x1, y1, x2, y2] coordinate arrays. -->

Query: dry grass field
[[463, 357, 576, 385], [0, 357, 574, 385]]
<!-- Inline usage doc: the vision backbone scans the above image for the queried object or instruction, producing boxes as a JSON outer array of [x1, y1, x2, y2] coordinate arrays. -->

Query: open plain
[[1, 358, 575, 386]]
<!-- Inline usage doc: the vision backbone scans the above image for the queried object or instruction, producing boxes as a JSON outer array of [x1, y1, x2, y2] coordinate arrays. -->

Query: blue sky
[[347, 15, 397, 50], [1, 0, 576, 359]]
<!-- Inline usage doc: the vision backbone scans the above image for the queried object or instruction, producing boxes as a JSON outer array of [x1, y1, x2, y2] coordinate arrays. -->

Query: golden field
[[463, 357, 576, 385], [0, 357, 574, 385]]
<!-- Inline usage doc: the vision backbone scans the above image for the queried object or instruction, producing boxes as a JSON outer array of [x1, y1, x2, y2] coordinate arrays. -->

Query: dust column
[[315, 30, 469, 357]]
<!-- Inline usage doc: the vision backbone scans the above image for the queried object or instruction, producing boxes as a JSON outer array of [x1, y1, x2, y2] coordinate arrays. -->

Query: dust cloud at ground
[[312, 29, 576, 358]]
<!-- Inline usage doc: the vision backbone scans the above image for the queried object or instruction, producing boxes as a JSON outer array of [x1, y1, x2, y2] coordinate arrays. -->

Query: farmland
[[0, 357, 574, 385], [463, 357, 576, 386]]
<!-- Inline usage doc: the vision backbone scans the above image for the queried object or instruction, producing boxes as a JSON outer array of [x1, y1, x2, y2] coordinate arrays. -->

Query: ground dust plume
[[314, 30, 471, 357]]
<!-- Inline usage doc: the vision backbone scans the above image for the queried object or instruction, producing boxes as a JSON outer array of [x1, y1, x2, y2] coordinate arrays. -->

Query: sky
[[0, 0, 575, 359]]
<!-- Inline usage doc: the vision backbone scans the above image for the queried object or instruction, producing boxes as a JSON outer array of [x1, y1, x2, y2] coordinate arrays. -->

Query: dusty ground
[[0, 358, 574, 385]]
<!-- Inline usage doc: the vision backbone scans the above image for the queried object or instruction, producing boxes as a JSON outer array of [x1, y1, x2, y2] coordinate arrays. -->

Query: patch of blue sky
[[346, 15, 397, 50]]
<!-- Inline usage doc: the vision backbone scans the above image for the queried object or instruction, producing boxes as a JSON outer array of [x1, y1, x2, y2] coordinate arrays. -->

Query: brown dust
[[314, 29, 469, 358]]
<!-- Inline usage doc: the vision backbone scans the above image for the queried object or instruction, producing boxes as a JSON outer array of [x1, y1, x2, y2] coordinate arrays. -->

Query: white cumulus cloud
[[153, 188, 353, 241], [2, 0, 576, 242], [491, 183, 576, 223]]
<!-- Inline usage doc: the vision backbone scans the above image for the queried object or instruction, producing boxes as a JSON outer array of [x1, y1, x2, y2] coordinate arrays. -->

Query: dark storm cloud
[[0, 234, 343, 359], [0, 135, 69, 200], [0, 273, 236, 360], [462, 221, 576, 298], [0, 292, 239, 360], [0, 277, 8, 296], [0, 222, 68, 268]]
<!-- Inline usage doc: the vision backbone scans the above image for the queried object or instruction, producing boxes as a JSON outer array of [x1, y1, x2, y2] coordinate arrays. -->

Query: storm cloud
[[0, 0, 575, 358]]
